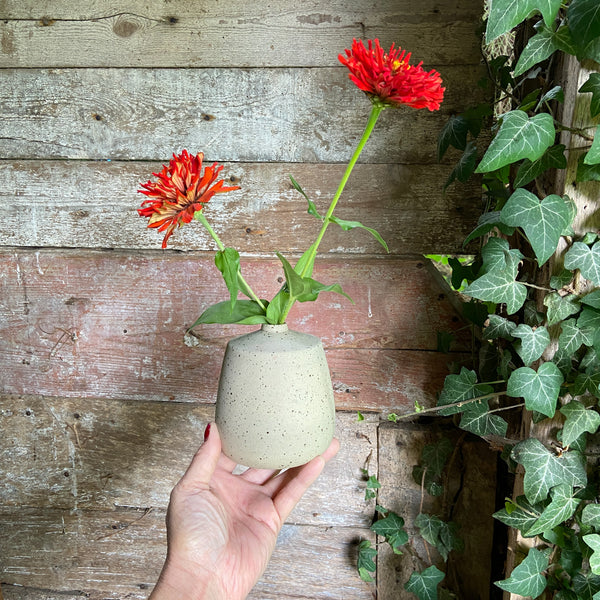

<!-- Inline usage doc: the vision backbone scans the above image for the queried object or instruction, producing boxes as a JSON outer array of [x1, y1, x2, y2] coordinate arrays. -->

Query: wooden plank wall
[[0, 1, 489, 599]]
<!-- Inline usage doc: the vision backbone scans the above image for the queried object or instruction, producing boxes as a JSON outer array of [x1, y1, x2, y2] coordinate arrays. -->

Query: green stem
[[278, 103, 385, 323], [195, 211, 266, 311]]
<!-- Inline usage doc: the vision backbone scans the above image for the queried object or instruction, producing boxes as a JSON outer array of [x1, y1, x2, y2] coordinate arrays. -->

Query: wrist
[[150, 558, 223, 600]]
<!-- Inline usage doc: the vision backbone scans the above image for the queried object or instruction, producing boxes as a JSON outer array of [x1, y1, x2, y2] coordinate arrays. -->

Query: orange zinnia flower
[[339, 39, 444, 111], [138, 150, 240, 248]]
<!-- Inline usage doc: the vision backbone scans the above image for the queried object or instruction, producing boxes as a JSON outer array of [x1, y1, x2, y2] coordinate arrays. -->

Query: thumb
[[179, 422, 222, 491]]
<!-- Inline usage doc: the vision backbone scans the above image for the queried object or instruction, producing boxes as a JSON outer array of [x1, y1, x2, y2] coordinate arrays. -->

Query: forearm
[[149, 560, 224, 600]]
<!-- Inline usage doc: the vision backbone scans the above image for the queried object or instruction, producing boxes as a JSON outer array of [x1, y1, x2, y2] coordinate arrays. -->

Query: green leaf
[[568, 0, 600, 48], [579, 306, 600, 330], [459, 400, 508, 437], [215, 247, 241, 310], [421, 438, 454, 477], [475, 111, 556, 173], [559, 319, 594, 355], [550, 268, 573, 290], [493, 496, 542, 534], [582, 290, 600, 309], [507, 362, 563, 418], [514, 25, 559, 77], [437, 367, 493, 416], [480, 237, 523, 276], [484, 314, 516, 340], [574, 370, 600, 398], [438, 115, 470, 160], [412, 465, 444, 496], [404, 565, 445, 600], [512, 324, 551, 366], [565, 242, 600, 285], [537, 85, 565, 109], [301, 277, 353, 304], [357, 540, 377, 582], [486, 0, 562, 43], [544, 292, 581, 325], [191, 299, 268, 326], [276, 252, 312, 299], [495, 548, 548, 597], [415, 514, 463, 561], [371, 511, 409, 553], [582, 504, 600, 528], [514, 145, 567, 189], [463, 211, 515, 246], [585, 534, 600, 575], [579, 73, 600, 118], [500, 190, 572, 265], [463, 268, 527, 315], [444, 141, 478, 189], [290, 175, 322, 219], [525, 484, 582, 536], [585, 125, 600, 165], [512, 438, 587, 504], [577, 154, 600, 182], [328, 215, 389, 252], [573, 572, 600, 600], [560, 401, 600, 447]]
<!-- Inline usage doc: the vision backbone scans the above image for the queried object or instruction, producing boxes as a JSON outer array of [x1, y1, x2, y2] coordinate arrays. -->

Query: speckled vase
[[215, 323, 335, 469]]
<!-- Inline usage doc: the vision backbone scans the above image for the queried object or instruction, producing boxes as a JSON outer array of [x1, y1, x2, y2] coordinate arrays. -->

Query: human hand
[[149, 423, 340, 600]]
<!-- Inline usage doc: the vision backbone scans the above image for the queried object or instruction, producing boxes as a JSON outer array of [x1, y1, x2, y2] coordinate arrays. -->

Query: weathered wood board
[[0, 0, 483, 68], [0, 395, 378, 528], [0, 160, 480, 254], [0, 249, 465, 409], [0, 66, 484, 163]]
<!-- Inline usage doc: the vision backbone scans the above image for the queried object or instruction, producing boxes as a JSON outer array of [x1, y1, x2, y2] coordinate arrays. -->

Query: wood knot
[[113, 16, 139, 38], [39, 16, 55, 26]]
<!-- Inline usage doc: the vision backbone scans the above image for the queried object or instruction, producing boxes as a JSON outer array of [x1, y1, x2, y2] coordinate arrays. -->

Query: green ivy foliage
[[361, 1, 600, 598]]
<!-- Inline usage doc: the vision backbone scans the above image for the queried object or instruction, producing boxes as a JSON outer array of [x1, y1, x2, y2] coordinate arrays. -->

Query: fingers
[[270, 438, 340, 522], [178, 422, 224, 491]]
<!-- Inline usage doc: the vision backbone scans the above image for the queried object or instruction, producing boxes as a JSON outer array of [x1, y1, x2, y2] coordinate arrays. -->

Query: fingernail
[[204, 422, 211, 441]]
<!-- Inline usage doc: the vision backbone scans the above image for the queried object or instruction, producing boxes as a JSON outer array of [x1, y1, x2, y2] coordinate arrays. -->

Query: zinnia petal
[[138, 151, 240, 248], [339, 39, 445, 111]]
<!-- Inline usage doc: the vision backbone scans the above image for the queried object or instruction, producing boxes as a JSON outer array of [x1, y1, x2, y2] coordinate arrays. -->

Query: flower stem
[[278, 103, 385, 323], [195, 211, 266, 311]]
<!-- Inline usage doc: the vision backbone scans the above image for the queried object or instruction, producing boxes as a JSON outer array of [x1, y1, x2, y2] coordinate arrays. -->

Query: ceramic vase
[[215, 323, 336, 469]]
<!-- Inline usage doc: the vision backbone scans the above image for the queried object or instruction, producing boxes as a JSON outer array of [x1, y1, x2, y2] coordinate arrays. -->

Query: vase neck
[[261, 323, 288, 333]]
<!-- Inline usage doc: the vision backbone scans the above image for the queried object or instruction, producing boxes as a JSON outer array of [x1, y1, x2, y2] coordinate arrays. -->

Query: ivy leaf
[[582, 504, 600, 528], [444, 141, 478, 189], [573, 572, 600, 600], [463, 268, 527, 315], [565, 242, 600, 285], [437, 367, 493, 416], [328, 215, 389, 252], [544, 292, 581, 325], [551, 269, 574, 290], [357, 540, 377, 582], [495, 548, 548, 597], [568, 0, 600, 48], [525, 484, 582, 536], [484, 314, 517, 340], [585, 125, 600, 165], [584, 534, 600, 575], [537, 85, 565, 109], [507, 362, 563, 418], [513, 25, 560, 77], [514, 145, 567, 189], [438, 115, 470, 160], [511, 438, 587, 504], [577, 154, 600, 182], [500, 189, 572, 265], [581, 290, 600, 309], [463, 211, 515, 246], [578, 306, 600, 330], [559, 319, 594, 355], [371, 511, 409, 554], [512, 324, 551, 366], [579, 73, 600, 118], [493, 496, 542, 534], [415, 514, 463, 561], [560, 401, 600, 447], [404, 565, 445, 600], [459, 400, 508, 437], [421, 438, 454, 477], [192, 299, 269, 326], [486, 0, 562, 43], [475, 111, 555, 173], [480, 237, 523, 276], [574, 370, 600, 398]]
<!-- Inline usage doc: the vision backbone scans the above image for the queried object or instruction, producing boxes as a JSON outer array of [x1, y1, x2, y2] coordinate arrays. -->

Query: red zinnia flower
[[339, 39, 444, 111], [138, 150, 240, 248]]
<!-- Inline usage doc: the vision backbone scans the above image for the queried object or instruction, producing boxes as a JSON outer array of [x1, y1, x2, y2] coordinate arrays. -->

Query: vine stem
[[195, 211, 267, 311], [278, 103, 385, 323]]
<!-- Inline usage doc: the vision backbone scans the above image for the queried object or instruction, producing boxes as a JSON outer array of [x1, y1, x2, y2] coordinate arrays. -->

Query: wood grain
[[0, 66, 484, 162], [0, 395, 378, 528], [0, 0, 483, 68], [0, 160, 480, 254], [0, 249, 463, 406], [0, 506, 375, 599]]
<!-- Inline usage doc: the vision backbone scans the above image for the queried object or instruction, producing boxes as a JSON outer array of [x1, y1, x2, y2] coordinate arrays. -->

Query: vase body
[[215, 323, 335, 469]]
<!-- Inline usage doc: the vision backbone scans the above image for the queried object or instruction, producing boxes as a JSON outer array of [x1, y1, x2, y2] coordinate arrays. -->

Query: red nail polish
[[204, 423, 211, 441]]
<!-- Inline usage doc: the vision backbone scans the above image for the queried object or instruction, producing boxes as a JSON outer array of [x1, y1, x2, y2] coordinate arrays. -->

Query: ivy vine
[[358, 1, 600, 598]]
